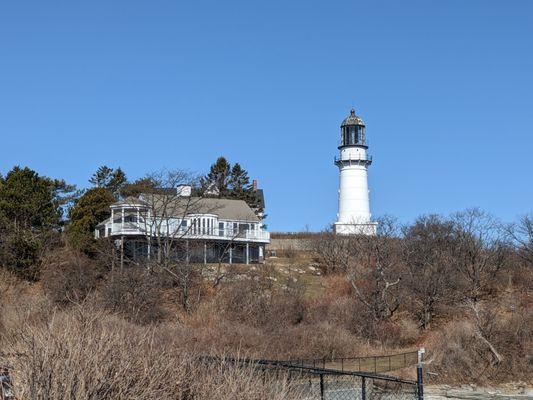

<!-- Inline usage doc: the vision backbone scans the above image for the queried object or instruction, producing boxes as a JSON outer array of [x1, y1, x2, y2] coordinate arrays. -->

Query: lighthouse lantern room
[[334, 109, 378, 235]]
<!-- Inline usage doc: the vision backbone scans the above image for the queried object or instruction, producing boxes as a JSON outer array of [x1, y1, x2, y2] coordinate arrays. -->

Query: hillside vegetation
[[0, 165, 531, 398]]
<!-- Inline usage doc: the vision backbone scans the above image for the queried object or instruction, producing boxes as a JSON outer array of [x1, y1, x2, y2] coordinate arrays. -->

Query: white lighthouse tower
[[334, 109, 378, 235]]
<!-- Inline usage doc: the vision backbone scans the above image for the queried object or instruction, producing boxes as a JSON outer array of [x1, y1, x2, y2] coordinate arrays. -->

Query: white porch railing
[[109, 223, 270, 242]]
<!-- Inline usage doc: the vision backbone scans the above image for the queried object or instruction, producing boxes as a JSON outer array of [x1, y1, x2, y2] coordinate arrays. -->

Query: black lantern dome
[[340, 108, 367, 148]]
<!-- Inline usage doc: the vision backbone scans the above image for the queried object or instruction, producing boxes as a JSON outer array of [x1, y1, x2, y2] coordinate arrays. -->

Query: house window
[[124, 215, 137, 223], [219, 222, 224, 236], [107, 227, 111, 236]]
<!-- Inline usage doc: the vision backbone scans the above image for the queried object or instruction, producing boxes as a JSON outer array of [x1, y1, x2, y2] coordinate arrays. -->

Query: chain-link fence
[[203, 357, 423, 400], [0, 366, 15, 400], [285, 370, 419, 400], [291, 351, 419, 373]]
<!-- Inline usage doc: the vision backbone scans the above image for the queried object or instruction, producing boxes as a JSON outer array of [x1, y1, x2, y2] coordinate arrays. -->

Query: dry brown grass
[[427, 302, 533, 385], [1, 224, 531, 393], [0, 304, 300, 400]]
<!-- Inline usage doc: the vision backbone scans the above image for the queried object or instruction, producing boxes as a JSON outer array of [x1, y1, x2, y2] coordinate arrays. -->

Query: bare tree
[[123, 169, 203, 266], [451, 208, 506, 303], [466, 301, 504, 366], [506, 213, 533, 265], [313, 230, 354, 275], [119, 169, 216, 311], [314, 217, 404, 322], [402, 215, 458, 328], [347, 216, 404, 322]]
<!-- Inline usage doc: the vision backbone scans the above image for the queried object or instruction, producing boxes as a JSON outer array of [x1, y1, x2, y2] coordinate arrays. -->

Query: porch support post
[[203, 242, 207, 265], [245, 242, 249, 265], [110, 208, 114, 237], [229, 245, 233, 264], [120, 235, 124, 271], [121, 207, 125, 231]]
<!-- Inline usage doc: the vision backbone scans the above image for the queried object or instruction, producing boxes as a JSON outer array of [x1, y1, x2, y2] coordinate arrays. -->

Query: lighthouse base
[[334, 222, 378, 236]]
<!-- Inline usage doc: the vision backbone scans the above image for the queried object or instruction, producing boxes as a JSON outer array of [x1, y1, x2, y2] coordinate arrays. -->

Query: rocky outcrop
[[426, 384, 533, 400]]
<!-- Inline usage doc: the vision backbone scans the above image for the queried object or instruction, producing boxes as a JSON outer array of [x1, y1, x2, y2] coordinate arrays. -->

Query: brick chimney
[[252, 179, 258, 191]]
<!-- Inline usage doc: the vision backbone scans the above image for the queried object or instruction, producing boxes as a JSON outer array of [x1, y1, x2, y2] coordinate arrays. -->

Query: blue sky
[[1, 0, 532, 231]]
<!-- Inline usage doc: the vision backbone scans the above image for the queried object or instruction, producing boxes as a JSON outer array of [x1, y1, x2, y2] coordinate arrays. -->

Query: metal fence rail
[[291, 351, 419, 373], [202, 356, 423, 400]]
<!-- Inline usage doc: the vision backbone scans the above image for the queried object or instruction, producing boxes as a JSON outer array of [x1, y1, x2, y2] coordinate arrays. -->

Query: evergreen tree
[[200, 157, 231, 197], [89, 165, 127, 197], [228, 163, 251, 193], [0, 166, 74, 279], [0, 166, 63, 230], [120, 177, 158, 198], [67, 187, 116, 253], [107, 167, 127, 197], [201, 157, 264, 219], [89, 166, 113, 187]]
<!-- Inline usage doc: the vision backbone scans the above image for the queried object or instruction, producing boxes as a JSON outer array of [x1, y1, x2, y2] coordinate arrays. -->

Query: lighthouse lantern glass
[[341, 125, 365, 146]]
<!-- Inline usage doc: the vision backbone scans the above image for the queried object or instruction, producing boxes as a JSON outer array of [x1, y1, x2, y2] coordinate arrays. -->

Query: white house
[[95, 186, 269, 264]]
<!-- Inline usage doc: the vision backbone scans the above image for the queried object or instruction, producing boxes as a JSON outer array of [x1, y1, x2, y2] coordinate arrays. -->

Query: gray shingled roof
[[111, 195, 259, 222], [184, 197, 259, 221]]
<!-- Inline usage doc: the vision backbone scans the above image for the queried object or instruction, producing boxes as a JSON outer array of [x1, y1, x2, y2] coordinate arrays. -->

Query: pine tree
[[89, 166, 113, 188], [0, 166, 75, 279], [67, 187, 116, 253], [107, 167, 127, 197], [200, 157, 265, 219], [200, 157, 231, 197], [89, 165, 127, 197], [228, 163, 251, 194], [0, 166, 64, 230]]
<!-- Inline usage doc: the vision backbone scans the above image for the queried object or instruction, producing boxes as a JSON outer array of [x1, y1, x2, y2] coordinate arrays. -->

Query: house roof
[[106, 195, 260, 223], [185, 197, 259, 221]]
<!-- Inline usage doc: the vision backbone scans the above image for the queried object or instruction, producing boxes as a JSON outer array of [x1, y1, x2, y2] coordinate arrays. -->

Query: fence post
[[417, 364, 424, 400], [319, 374, 325, 400], [417, 348, 425, 400], [361, 376, 366, 400]]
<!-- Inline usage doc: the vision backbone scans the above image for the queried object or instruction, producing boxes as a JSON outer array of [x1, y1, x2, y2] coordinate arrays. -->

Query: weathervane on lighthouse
[[334, 108, 378, 235]]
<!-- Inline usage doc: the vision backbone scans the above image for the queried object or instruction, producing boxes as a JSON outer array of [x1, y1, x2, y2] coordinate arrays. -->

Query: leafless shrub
[[429, 301, 533, 384], [41, 248, 100, 305], [1, 307, 300, 400], [99, 269, 165, 325], [313, 232, 352, 275], [159, 261, 206, 312], [215, 276, 305, 329]]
